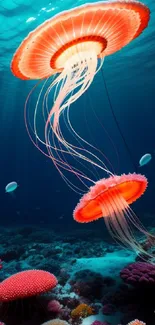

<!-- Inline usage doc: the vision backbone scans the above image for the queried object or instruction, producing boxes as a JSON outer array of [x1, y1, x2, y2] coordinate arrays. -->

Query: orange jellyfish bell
[[73, 173, 147, 222], [11, 0, 150, 80], [73, 173, 149, 254]]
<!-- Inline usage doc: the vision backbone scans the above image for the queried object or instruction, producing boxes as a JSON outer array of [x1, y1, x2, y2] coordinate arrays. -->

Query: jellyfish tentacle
[[101, 189, 155, 260], [43, 53, 114, 182], [46, 53, 114, 172], [24, 79, 94, 191]]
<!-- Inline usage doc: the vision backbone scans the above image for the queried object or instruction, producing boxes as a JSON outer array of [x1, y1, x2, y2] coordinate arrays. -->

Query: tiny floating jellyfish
[[5, 182, 18, 193], [139, 153, 152, 167]]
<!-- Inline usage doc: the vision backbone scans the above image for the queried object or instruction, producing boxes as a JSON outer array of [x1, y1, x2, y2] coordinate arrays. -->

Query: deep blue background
[[0, 0, 155, 235]]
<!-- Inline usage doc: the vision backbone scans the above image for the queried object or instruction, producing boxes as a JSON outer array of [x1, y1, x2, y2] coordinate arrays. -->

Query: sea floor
[[0, 226, 154, 325]]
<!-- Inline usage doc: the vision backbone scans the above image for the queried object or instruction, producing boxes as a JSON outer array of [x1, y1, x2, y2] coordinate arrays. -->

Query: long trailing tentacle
[[101, 186, 155, 260], [25, 53, 116, 193], [45, 55, 114, 175]]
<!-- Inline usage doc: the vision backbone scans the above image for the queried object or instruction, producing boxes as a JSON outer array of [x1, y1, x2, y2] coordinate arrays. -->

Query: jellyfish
[[5, 182, 18, 193], [73, 173, 149, 252], [11, 1, 152, 256], [139, 153, 152, 167]]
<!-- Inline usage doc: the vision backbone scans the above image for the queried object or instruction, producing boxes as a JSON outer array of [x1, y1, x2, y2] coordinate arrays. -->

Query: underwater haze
[[0, 0, 155, 324]]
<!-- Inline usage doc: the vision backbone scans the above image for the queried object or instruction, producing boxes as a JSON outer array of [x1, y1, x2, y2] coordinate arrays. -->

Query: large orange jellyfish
[[11, 1, 152, 256]]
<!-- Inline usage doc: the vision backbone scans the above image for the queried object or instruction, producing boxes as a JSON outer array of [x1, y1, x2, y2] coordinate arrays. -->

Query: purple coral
[[120, 262, 155, 286]]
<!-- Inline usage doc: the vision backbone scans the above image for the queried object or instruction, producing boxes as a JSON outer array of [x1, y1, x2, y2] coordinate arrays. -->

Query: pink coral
[[47, 300, 62, 313]]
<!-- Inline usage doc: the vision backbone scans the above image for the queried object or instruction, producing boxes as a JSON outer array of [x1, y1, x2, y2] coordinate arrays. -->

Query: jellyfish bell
[[5, 182, 18, 193], [5, 181, 18, 199], [139, 153, 152, 167]]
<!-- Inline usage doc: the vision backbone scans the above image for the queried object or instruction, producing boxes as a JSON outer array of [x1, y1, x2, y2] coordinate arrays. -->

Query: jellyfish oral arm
[[44, 49, 105, 172]]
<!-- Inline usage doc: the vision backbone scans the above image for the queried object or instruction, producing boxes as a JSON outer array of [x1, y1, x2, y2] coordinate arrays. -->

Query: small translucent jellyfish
[[139, 153, 152, 167], [5, 182, 18, 193]]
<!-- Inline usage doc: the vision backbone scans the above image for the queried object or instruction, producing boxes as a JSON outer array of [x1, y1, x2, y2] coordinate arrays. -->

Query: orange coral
[[128, 320, 146, 325], [71, 303, 93, 319]]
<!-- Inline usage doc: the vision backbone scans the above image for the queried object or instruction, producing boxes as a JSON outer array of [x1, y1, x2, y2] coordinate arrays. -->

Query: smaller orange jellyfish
[[73, 173, 151, 255]]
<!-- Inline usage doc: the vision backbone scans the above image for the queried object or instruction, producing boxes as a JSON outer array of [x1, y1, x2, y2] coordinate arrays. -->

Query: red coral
[[0, 270, 57, 301]]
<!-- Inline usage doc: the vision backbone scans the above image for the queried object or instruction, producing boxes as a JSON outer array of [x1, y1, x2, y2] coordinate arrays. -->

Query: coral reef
[[0, 226, 154, 325]]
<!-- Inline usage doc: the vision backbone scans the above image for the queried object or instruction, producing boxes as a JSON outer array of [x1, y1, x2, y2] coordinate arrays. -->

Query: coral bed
[[0, 226, 154, 325]]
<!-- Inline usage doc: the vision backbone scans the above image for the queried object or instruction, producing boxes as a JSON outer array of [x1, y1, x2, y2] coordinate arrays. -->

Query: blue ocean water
[[0, 0, 155, 228], [0, 1, 155, 324]]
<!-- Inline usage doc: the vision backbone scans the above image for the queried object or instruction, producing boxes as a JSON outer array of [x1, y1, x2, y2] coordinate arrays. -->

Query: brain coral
[[0, 270, 57, 301], [41, 320, 69, 325], [120, 262, 155, 286]]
